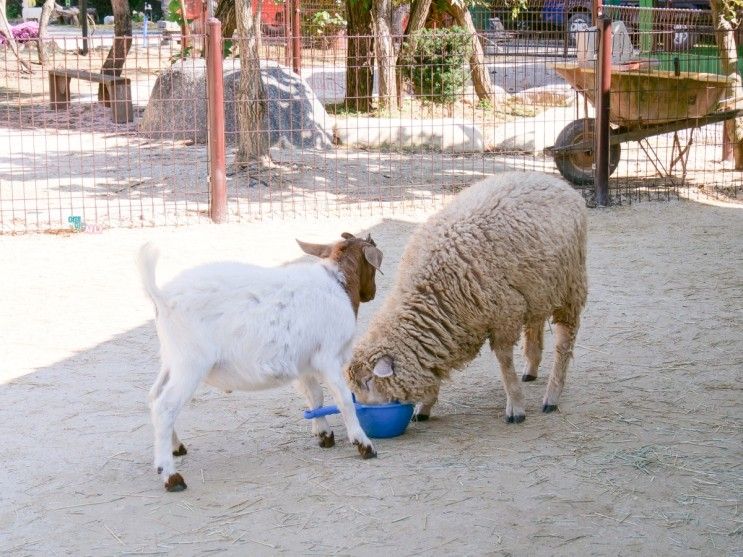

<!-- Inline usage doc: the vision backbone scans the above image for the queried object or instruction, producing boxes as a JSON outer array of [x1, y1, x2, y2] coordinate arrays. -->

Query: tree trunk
[[235, 0, 271, 168], [0, 0, 33, 73], [399, 0, 433, 55], [395, 0, 432, 104], [36, 0, 56, 66], [98, 0, 132, 101], [372, 0, 397, 111], [345, 0, 375, 111], [710, 0, 743, 169], [215, 0, 236, 38], [449, 0, 495, 105]]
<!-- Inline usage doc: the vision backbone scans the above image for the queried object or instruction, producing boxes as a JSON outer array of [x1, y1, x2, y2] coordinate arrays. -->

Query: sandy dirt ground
[[1, 199, 741, 556]]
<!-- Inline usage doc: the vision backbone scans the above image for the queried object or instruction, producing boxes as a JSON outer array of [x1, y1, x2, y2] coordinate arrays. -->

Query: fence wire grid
[[1, 13, 741, 233]]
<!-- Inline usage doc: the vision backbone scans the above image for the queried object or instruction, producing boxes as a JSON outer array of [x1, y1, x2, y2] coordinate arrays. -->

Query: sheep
[[138, 233, 383, 492], [345, 171, 587, 423]]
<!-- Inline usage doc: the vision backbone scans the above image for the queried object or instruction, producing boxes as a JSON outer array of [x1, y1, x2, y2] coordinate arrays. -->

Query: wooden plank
[[47, 69, 130, 84]]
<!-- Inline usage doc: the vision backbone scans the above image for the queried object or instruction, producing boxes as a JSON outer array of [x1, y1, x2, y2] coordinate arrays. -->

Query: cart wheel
[[553, 118, 621, 186]]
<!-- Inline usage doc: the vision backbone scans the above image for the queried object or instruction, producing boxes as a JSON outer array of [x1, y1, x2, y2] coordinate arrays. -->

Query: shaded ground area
[[1, 201, 741, 555]]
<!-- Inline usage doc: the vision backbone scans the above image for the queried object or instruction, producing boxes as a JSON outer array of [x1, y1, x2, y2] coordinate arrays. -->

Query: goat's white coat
[[138, 244, 372, 489]]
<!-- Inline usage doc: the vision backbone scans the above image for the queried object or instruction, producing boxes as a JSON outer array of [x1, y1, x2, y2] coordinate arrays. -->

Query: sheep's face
[[346, 355, 395, 405]]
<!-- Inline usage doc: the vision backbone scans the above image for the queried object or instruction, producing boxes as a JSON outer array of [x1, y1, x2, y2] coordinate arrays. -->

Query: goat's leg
[[521, 320, 545, 382], [171, 431, 187, 456], [320, 364, 376, 459], [543, 320, 578, 413], [151, 362, 207, 492], [413, 382, 439, 421], [491, 343, 526, 424], [148, 367, 188, 457], [294, 375, 335, 448]]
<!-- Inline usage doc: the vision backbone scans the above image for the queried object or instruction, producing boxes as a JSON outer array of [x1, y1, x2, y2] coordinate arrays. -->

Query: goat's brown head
[[297, 232, 383, 312]]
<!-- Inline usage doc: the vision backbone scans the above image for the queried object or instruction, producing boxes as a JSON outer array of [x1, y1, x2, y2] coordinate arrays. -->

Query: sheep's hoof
[[542, 404, 559, 413], [506, 414, 526, 424], [412, 413, 429, 422], [164, 473, 187, 492], [354, 442, 377, 459], [172, 444, 188, 456], [522, 374, 537, 382], [318, 431, 335, 448]]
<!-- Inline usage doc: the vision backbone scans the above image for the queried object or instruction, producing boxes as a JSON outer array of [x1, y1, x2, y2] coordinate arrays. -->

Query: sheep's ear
[[341, 232, 355, 239], [297, 239, 332, 258], [373, 356, 394, 378], [363, 245, 383, 274]]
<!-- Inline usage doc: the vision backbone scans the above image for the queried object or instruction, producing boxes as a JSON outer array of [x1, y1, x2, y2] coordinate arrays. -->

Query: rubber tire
[[553, 118, 621, 186], [567, 12, 591, 46]]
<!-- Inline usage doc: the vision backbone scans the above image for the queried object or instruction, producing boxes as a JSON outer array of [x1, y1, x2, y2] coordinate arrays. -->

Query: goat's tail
[[137, 242, 167, 315]]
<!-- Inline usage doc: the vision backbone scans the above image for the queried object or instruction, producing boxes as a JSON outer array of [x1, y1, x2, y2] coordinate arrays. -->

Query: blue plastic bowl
[[303, 400, 415, 438]]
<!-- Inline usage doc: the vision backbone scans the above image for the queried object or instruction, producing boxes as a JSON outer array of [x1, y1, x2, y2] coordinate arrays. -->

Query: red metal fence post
[[206, 17, 227, 223], [292, 0, 302, 74], [595, 16, 612, 206]]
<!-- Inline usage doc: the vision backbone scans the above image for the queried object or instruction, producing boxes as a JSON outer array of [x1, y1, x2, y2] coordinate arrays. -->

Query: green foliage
[[7, 0, 22, 21], [302, 0, 346, 48], [504, 0, 528, 20], [308, 9, 347, 36], [402, 26, 473, 105], [167, 0, 188, 25], [169, 45, 193, 63]]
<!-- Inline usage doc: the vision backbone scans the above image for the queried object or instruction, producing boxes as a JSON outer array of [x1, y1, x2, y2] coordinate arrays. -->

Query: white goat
[[138, 233, 383, 491]]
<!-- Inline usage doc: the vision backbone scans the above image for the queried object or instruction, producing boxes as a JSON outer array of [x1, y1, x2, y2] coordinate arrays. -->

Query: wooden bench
[[48, 69, 133, 123]]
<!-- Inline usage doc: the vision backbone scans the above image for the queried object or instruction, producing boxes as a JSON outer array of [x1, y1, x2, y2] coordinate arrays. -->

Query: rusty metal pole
[[594, 16, 612, 207], [284, 0, 292, 67], [206, 17, 227, 223], [292, 0, 302, 73]]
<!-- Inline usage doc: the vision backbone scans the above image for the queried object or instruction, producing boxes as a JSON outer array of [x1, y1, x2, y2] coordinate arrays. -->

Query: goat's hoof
[[164, 473, 187, 492], [354, 442, 377, 459], [542, 404, 559, 413], [156, 466, 163, 474], [318, 431, 335, 448], [505, 414, 526, 424], [412, 413, 429, 422], [522, 374, 537, 382], [172, 444, 188, 456]]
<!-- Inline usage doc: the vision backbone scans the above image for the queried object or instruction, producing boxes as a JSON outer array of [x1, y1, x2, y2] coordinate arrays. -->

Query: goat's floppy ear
[[297, 239, 332, 258], [373, 356, 394, 378], [363, 245, 383, 273], [341, 232, 355, 240]]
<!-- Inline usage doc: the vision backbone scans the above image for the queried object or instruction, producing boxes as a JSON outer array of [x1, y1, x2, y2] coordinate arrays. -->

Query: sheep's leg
[[148, 368, 188, 456], [413, 382, 439, 421], [492, 344, 526, 424], [320, 366, 376, 459], [151, 362, 207, 492], [543, 321, 577, 413], [521, 320, 544, 382], [294, 375, 335, 448]]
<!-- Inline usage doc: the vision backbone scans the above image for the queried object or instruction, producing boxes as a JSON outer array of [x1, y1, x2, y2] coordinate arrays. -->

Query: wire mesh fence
[[1, 11, 741, 233]]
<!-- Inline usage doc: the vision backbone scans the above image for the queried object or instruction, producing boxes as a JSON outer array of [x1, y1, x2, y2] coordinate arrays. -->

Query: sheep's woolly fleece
[[346, 171, 588, 403]]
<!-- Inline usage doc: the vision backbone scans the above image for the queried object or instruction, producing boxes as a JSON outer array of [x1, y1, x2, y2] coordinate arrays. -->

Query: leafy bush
[[402, 26, 473, 105], [302, 0, 346, 49]]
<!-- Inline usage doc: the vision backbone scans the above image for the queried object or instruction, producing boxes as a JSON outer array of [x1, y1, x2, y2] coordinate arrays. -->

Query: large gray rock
[[140, 59, 334, 149]]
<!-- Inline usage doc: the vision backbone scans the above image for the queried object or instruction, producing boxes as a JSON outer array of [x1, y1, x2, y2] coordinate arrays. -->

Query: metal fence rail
[[1, 20, 741, 233]]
